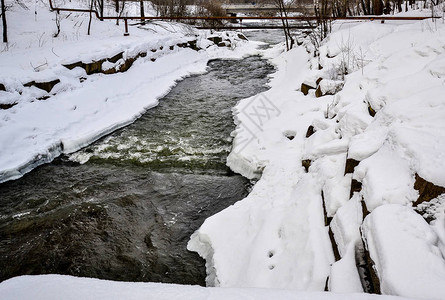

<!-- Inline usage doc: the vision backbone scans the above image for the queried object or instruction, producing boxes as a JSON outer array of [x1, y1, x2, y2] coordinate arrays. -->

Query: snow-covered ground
[[2, 0, 445, 299], [0, 274, 418, 300], [188, 8, 445, 300]]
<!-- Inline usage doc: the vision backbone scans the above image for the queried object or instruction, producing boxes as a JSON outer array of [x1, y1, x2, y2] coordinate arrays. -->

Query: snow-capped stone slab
[[362, 204, 445, 300], [328, 243, 364, 293], [330, 194, 363, 257]]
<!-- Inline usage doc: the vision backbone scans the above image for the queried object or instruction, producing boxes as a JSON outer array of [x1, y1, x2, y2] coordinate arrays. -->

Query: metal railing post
[[124, 18, 129, 36]]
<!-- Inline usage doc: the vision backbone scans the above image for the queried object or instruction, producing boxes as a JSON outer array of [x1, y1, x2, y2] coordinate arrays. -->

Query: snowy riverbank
[[188, 10, 445, 300], [0, 0, 258, 183]]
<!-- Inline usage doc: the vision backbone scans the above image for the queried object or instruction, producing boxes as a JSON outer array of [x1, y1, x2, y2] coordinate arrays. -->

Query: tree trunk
[[100, 0, 104, 19], [275, 0, 294, 51], [360, 0, 369, 14], [88, 0, 94, 35], [1, 0, 7, 43], [374, 0, 383, 14], [343, 0, 349, 17], [396, 0, 402, 12], [115, 0, 119, 13], [53, 11, 61, 38], [140, 0, 145, 24]]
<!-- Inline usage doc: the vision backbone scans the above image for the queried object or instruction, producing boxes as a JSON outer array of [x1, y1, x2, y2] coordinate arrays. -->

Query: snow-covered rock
[[362, 204, 445, 300]]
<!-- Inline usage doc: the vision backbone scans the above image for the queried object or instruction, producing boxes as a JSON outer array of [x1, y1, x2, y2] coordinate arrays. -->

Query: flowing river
[[0, 53, 275, 284]]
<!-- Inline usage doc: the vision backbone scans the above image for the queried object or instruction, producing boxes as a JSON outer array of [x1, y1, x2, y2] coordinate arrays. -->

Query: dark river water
[[0, 56, 275, 284]]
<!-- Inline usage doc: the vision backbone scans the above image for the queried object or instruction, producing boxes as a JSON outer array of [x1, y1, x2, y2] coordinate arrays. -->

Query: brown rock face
[[207, 36, 223, 44], [315, 85, 323, 97], [63, 41, 201, 76], [0, 103, 17, 110], [358, 198, 381, 294], [344, 158, 360, 175], [108, 52, 124, 63], [413, 174, 445, 206], [24, 79, 61, 93], [237, 33, 248, 41], [329, 227, 341, 261], [84, 60, 107, 75], [368, 105, 376, 117], [301, 83, 312, 95], [306, 125, 315, 138], [301, 81, 317, 95], [360, 238, 382, 294], [350, 179, 362, 199], [302, 159, 312, 173]]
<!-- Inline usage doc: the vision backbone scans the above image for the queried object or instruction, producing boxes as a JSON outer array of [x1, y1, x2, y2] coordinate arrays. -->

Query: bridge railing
[[48, 0, 439, 35]]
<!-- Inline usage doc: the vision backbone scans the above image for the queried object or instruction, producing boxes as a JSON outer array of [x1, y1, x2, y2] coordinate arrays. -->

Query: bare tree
[[53, 11, 61, 37], [152, 0, 189, 17], [95, 0, 104, 19], [273, 0, 294, 51], [373, 0, 384, 14], [314, 0, 331, 44], [116, 0, 126, 25], [1, 0, 7, 43], [331, 0, 352, 16], [396, 0, 403, 12], [88, 0, 94, 35], [195, 0, 225, 27]]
